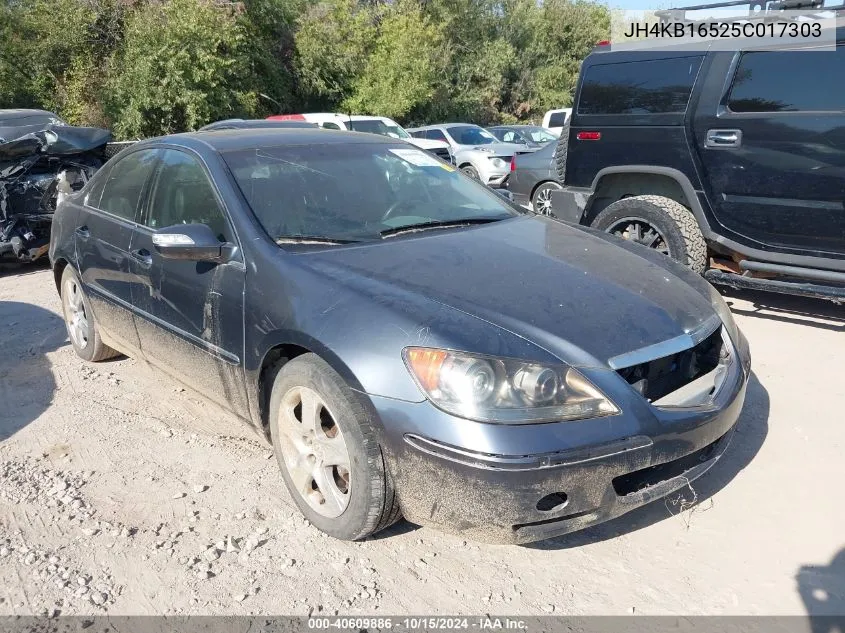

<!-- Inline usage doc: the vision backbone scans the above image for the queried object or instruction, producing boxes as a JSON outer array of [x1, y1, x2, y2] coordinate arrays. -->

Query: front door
[[693, 46, 845, 257], [128, 147, 249, 417], [75, 148, 160, 354]]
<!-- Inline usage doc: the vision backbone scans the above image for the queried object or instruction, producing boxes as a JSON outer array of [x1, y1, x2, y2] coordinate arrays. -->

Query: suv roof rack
[[656, 0, 845, 22]]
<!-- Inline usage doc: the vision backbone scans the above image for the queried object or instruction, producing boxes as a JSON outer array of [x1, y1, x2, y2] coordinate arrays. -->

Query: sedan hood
[[304, 217, 717, 367], [460, 142, 537, 157]]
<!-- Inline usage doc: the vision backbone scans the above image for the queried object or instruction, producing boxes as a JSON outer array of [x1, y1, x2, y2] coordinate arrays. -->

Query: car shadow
[[0, 258, 52, 279], [0, 300, 67, 441], [526, 371, 769, 550], [721, 288, 845, 333], [797, 548, 845, 631]]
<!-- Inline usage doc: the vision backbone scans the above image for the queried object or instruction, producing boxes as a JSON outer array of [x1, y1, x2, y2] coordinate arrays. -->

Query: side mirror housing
[[152, 223, 235, 263]]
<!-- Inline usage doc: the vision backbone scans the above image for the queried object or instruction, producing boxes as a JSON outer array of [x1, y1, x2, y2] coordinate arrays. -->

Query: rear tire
[[268, 353, 401, 540], [60, 266, 119, 362], [591, 195, 707, 274], [531, 181, 562, 216]]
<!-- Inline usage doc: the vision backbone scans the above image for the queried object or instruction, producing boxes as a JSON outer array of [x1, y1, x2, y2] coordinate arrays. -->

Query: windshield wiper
[[379, 217, 504, 238], [275, 235, 361, 245]]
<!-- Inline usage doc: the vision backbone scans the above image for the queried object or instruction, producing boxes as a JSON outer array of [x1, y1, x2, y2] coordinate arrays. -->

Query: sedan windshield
[[223, 143, 519, 244], [447, 125, 497, 145]]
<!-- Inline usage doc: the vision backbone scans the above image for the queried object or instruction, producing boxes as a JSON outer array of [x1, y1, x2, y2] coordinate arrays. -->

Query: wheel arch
[[583, 166, 712, 237], [254, 333, 370, 440], [530, 179, 562, 201], [52, 258, 70, 292]]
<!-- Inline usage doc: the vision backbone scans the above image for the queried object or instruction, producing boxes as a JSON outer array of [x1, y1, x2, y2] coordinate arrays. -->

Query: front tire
[[461, 164, 480, 180], [60, 266, 119, 362], [268, 353, 401, 540], [591, 195, 707, 274]]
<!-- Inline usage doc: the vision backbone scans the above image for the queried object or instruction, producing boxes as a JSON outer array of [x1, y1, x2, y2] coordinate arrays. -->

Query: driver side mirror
[[152, 223, 236, 264]]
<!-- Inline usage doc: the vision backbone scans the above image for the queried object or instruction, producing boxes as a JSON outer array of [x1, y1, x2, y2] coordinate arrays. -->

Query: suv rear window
[[728, 48, 844, 112], [578, 56, 703, 115]]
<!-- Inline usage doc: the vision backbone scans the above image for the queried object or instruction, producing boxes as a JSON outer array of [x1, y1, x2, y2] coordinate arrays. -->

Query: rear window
[[578, 56, 703, 115], [348, 120, 392, 135], [728, 48, 845, 112]]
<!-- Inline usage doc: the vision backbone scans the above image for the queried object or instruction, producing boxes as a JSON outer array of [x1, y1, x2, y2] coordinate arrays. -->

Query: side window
[[427, 129, 448, 142], [502, 131, 517, 142], [548, 111, 567, 127], [578, 56, 703, 115], [728, 48, 844, 112], [146, 149, 231, 242], [97, 150, 159, 221], [85, 164, 112, 209], [321, 122, 342, 130]]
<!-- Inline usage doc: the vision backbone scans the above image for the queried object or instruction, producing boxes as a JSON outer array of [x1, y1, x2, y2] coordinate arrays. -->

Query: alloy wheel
[[606, 217, 670, 255], [533, 185, 560, 216], [276, 386, 352, 518], [63, 278, 90, 349]]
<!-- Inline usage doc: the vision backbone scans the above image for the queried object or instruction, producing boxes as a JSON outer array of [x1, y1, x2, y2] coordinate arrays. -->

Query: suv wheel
[[591, 195, 707, 274], [60, 266, 119, 362], [268, 353, 402, 540], [532, 182, 562, 216]]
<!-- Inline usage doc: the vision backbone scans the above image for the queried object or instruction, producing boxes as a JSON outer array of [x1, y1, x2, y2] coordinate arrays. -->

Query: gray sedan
[[503, 140, 562, 214]]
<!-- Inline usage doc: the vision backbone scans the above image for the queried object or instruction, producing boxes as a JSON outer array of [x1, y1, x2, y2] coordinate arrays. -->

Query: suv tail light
[[576, 131, 602, 141]]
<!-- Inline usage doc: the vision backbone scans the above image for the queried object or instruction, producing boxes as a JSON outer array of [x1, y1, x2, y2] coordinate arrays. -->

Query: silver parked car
[[407, 123, 536, 188]]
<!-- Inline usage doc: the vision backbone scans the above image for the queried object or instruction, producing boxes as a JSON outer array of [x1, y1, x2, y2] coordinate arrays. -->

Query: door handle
[[74, 226, 90, 239], [130, 248, 153, 268], [705, 129, 742, 148]]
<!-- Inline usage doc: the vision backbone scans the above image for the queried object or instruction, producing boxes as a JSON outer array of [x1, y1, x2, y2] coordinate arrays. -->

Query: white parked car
[[407, 123, 537, 188], [267, 113, 453, 163], [541, 108, 572, 137]]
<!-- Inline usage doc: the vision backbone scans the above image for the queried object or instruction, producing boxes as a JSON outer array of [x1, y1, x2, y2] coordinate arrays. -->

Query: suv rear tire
[[591, 195, 707, 274]]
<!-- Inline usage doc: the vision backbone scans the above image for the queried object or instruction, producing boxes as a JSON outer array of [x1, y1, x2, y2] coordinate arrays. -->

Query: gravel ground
[[0, 263, 843, 617]]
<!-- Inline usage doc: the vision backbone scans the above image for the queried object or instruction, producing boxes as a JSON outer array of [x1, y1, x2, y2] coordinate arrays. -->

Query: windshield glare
[[527, 128, 557, 143], [448, 125, 497, 145], [223, 143, 518, 244]]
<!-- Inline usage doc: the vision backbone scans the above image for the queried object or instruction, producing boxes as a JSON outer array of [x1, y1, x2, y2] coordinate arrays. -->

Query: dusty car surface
[[0, 109, 122, 262], [49, 128, 751, 544]]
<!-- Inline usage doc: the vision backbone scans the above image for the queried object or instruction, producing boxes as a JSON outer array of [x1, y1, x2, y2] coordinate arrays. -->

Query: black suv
[[550, 1, 845, 302]]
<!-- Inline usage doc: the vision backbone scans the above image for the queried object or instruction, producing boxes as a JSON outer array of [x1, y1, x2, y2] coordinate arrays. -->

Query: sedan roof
[[146, 128, 394, 153]]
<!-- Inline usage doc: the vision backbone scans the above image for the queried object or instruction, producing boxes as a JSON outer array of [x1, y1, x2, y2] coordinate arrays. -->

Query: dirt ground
[[0, 263, 843, 617]]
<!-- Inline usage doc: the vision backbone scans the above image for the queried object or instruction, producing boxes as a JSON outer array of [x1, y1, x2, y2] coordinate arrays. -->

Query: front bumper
[[371, 331, 750, 544]]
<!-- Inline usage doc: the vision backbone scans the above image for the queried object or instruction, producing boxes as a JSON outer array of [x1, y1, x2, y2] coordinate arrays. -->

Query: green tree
[[343, 1, 446, 120], [294, 0, 377, 110], [105, 0, 257, 138]]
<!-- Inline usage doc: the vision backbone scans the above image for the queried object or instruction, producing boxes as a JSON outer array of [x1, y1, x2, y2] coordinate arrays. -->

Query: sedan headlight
[[403, 347, 619, 423], [708, 284, 739, 345]]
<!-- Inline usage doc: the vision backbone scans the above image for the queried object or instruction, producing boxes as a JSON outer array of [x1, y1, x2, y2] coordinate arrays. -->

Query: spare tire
[[553, 123, 570, 183]]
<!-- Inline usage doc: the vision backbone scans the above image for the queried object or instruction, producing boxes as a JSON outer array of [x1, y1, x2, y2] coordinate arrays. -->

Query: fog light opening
[[536, 492, 569, 513]]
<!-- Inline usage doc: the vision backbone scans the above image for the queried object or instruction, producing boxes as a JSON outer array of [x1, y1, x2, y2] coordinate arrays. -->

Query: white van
[[541, 108, 572, 137], [267, 113, 453, 163]]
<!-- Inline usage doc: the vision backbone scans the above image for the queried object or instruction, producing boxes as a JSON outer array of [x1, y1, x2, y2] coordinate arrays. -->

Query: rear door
[[693, 45, 845, 256], [128, 147, 249, 416], [75, 148, 159, 355]]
